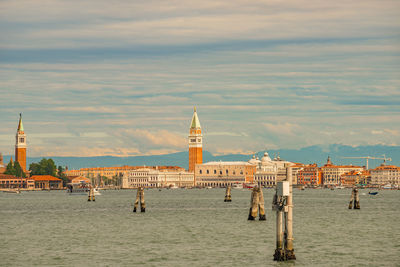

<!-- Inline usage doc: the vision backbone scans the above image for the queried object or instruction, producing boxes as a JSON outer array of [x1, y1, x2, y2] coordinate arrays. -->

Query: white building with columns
[[370, 164, 400, 186], [122, 168, 194, 188], [253, 152, 303, 186]]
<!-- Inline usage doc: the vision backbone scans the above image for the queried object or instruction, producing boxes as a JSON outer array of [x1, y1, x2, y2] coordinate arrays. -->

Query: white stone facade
[[322, 165, 364, 185], [122, 168, 194, 188], [370, 165, 400, 186], [195, 161, 256, 187], [253, 152, 301, 186]]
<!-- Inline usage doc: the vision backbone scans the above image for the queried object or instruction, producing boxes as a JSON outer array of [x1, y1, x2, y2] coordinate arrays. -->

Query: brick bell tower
[[188, 107, 203, 172], [15, 113, 27, 172]]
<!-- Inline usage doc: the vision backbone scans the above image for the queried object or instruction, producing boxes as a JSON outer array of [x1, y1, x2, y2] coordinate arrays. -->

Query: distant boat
[[66, 183, 90, 195], [94, 188, 101, 195], [243, 183, 257, 189], [3, 189, 21, 194], [232, 183, 243, 189], [382, 184, 392, 189], [368, 192, 378, 195]]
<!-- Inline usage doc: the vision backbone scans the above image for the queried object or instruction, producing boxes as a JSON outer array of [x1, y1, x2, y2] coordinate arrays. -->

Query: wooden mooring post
[[248, 186, 266, 220], [224, 185, 232, 202], [133, 187, 146, 212], [349, 188, 360, 209], [87, 186, 95, 202], [272, 165, 295, 261]]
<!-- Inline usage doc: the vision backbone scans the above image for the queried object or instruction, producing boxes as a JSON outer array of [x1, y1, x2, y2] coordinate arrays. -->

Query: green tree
[[57, 165, 69, 186], [14, 161, 26, 178], [4, 161, 16, 175], [29, 158, 57, 176]]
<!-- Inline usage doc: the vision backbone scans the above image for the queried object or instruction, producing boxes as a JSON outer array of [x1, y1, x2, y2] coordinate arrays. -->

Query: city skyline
[[1, 0, 399, 157]]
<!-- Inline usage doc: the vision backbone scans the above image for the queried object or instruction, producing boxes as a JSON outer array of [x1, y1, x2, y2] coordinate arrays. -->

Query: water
[[0, 189, 399, 267]]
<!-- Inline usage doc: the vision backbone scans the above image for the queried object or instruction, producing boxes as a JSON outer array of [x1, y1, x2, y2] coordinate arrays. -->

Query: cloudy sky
[[0, 0, 399, 157]]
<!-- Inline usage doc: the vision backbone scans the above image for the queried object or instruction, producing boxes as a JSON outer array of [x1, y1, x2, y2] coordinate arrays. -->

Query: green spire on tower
[[18, 113, 24, 132], [190, 107, 201, 128]]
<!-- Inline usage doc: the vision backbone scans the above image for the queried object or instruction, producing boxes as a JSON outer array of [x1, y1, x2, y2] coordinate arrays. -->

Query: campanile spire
[[188, 107, 203, 172]]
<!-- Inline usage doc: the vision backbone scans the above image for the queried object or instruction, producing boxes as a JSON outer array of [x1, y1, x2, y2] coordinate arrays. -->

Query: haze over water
[[1, 189, 399, 266]]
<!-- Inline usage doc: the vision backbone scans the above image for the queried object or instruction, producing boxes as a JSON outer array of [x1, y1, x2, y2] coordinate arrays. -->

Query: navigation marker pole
[[88, 186, 95, 202], [133, 187, 145, 213], [354, 188, 360, 209], [224, 185, 232, 202], [248, 185, 266, 220], [273, 164, 295, 261], [349, 188, 360, 209], [248, 186, 259, 220], [258, 186, 266, 220]]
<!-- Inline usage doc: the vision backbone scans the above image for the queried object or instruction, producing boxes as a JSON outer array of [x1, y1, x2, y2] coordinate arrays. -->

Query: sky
[[0, 0, 399, 157]]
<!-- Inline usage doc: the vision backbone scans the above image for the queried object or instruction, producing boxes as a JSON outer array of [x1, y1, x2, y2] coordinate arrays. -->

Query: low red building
[[30, 175, 63, 190], [0, 174, 35, 189]]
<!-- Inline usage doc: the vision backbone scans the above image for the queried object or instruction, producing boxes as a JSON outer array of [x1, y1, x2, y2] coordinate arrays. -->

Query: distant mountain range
[[2, 144, 399, 170]]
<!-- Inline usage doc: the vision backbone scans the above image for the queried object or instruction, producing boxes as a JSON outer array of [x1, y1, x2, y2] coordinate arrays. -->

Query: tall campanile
[[15, 113, 27, 172], [188, 107, 202, 172]]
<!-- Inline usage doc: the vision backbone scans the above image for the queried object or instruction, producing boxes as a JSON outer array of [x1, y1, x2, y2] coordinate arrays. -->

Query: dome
[[261, 152, 271, 163], [248, 155, 258, 165]]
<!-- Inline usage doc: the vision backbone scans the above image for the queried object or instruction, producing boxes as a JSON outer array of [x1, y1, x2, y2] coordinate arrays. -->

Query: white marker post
[[272, 164, 295, 261]]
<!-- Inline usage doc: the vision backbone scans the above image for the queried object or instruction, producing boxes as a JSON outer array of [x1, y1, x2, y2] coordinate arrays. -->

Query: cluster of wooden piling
[[133, 187, 146, 212], [87, 186, 95, 202], [224, 185, 232, 202], [248, 185, 266, 220], [349, 188, 360, 209]]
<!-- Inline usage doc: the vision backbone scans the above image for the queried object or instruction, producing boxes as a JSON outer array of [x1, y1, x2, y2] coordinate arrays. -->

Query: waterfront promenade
[[1, 189, 398, 266]]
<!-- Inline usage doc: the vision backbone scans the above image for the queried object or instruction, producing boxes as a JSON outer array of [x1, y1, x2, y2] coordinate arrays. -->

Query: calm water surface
[[0, 189, 399, 267]]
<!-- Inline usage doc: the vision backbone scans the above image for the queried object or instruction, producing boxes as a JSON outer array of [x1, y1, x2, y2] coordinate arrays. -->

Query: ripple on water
[[0, 189, 399, 267]]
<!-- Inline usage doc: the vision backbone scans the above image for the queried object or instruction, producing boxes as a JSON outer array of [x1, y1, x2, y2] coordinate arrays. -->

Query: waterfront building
[[297, 164, 322, 186], [65, 165, 184, 180], [321, 156, 364, 186], [122, 168, 194, 188], [123, 168, 158, 188], [370, 164, 400, 186], [341, 170, 370, 187], [15, 114, 27, 172], [253, 153, 277, 186], [188, 107, 202, 172], [194, 161, 256, 187], [30, 175, 63, 190], [0, 174, 34, 189], [158, 170, 194, 188], [253, 152, 302, 186]]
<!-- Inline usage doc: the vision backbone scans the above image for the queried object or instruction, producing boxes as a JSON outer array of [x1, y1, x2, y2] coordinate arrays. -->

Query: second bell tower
[[188, 107, 203, 172], [15, 113, 27, 172]]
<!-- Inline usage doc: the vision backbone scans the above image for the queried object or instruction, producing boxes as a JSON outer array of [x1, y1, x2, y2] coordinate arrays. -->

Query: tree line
[[4, 158, 69, 185]]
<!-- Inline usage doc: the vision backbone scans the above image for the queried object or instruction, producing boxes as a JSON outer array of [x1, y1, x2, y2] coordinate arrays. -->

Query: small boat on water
[[382, 184, 392, 189], [66, 183, 90, 195], [3, 189, 21, 194], [368, 192, 378, 195], [232, 183, 243, 189], [93, 188, 101, 195], [243, 183, 257, 189]]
